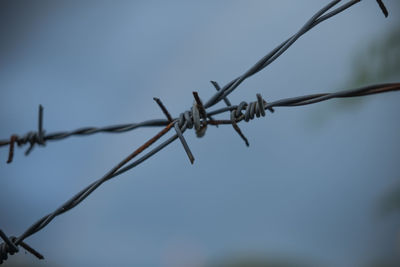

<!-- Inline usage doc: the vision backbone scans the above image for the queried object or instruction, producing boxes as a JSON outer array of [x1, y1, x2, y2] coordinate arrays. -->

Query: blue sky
[[1, 1, 400, 266]]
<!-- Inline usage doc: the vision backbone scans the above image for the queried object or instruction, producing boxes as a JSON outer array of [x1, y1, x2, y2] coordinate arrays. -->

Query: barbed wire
[[0, 0, 395, 264], [0, 0, 389, 164]]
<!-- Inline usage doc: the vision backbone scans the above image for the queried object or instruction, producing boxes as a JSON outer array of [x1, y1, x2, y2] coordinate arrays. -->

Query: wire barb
[[211, 81, 231, 107], [376, 0, 388, 17], [6, 135, 18, 164], [153, 97, 195, 164], [230, 111, 249, 146], [227, 93, 275, 146], [3, 105, 46, 163], [174, 122, 195, 164], [192, 92, 208, 138], [153, 97, 173, 122], [24, 104, 46, 156], [192, 92, 206, 119]]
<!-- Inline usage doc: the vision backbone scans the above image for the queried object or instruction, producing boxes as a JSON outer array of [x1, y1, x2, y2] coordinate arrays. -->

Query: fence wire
[[0, 0, 397, 264]]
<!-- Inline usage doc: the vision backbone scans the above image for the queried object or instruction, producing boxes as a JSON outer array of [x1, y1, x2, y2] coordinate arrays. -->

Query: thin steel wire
[[0, 0, 388, 162], [0, 0, 395, 264]]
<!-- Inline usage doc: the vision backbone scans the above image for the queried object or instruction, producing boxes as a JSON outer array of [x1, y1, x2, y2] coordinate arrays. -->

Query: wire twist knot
[[0, 230, 44, 264], [154, 92, 208, 164], [16, 130, 46, 153], [227, 94, 274, 147], [0, 236, 18, 264], [5, 105, 45, 163], [177, 92, 208, 138], [232, 94, 274, 123]]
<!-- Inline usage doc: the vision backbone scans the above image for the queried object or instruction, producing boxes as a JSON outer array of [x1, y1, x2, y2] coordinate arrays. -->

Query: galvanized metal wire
[[0, 0, 396, 264]]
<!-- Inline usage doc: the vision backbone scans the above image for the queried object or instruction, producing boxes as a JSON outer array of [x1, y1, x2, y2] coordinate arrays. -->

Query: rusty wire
[[0, 0, 396, 264]]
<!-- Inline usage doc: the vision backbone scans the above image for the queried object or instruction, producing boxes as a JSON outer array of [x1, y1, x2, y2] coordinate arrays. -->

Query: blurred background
[[0, 1, 399, 266]]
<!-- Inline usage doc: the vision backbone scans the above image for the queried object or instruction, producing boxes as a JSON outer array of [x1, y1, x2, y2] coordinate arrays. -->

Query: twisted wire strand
[[0, 118, 170, 163], [0, 0, 388, 164], [206, 83, 400, 118], [0, 0, 393, 263], [204, 0, 388, 108], [0, 119, 170, 147], [3, 82, 399, 263]]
